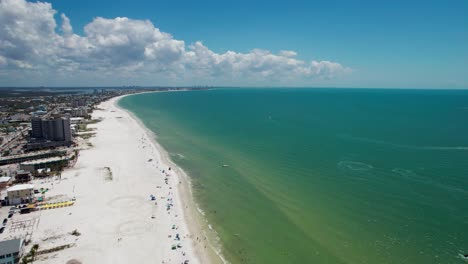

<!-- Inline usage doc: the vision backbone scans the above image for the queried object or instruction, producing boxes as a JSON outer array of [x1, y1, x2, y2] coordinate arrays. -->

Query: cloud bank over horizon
[[0, 0, 350, 86]]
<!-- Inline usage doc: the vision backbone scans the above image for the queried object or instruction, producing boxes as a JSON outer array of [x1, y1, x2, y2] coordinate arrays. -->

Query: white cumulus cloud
[[0, 0, 350, 85]]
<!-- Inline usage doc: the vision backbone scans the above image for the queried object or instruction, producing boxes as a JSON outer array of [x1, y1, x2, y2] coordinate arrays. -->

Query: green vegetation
[[86, 118, 103, 124], [20, 244, 39, 264], [76, 124, 87, 131], [77, 133, 96, 140]]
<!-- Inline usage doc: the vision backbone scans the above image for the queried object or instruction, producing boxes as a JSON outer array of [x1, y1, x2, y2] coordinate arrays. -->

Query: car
[[20, 208, 31, 214], [2, 218, 7, 225], [8, 213, 13, 218], [0, 227, 5, 234]]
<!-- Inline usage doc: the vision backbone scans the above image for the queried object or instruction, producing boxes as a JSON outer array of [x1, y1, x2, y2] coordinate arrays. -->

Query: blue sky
[[0, 0, 467, 88]]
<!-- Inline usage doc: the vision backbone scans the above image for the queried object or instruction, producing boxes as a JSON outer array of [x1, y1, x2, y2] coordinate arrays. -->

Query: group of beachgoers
[[139, 135, 193, 264]]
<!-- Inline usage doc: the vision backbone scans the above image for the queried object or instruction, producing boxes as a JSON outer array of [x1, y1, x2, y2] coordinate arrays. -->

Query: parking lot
[[0, 204, 40, 241]]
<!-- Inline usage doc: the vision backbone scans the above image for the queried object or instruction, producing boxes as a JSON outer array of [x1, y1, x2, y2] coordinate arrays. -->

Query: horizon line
[[0, 86, 468, 90]]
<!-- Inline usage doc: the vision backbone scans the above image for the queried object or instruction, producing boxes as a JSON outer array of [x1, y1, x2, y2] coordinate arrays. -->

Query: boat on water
[[222, 164, 229, 167]]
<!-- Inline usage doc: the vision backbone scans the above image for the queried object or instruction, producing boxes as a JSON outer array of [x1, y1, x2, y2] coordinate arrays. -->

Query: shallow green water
[[120, 88, 468, 264]]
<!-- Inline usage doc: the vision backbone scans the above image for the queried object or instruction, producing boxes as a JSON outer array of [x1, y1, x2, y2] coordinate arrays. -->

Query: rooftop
[[0, 176, 11, 183], [7, 184, 34, 192], [0, 238, 22, 256], [0, 149, 66, 162], [20, 156, 69, 165]]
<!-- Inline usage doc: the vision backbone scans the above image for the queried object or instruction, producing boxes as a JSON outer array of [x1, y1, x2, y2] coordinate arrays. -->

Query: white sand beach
[[11, 95, 219, 263]]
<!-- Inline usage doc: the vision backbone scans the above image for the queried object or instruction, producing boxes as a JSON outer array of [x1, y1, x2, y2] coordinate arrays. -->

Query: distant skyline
[[0, 0, 467, 88]]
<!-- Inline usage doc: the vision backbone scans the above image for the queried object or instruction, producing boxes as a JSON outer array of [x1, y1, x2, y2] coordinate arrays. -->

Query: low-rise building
[[0, 238, 23, 264], [20, 156, 69, 172], [72, 99, 87, 107], [31, 110, 47, 116], [14, 170, 31, 183], [0, 150, 66, 166], [71, 108, 88, 117], [70, 117, 85, 124], [6, 184, 34, 205], [0, 176, 12, 189], [8, 114, 30, 123], [25, 140, 72, 151]]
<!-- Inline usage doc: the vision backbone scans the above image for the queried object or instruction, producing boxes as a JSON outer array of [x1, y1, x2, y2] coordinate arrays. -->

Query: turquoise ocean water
[[119, 88, 468, 264]]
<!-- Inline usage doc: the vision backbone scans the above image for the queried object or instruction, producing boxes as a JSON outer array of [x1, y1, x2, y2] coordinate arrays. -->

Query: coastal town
[[0, 88, 212, 264]]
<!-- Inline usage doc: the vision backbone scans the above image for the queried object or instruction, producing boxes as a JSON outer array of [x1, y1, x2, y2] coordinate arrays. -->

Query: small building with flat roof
[[0, 176, 12, 189], [14, 170, 31, 183], [0, 238, 23, 264], [70, 117, 85, 124], [6, 184, 34, 205]]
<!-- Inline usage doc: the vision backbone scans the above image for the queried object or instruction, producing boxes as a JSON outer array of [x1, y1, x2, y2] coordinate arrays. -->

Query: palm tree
[[30, 244, 39, 263]]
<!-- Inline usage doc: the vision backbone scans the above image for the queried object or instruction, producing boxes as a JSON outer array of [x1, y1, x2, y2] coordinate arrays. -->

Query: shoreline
[[12, 93, 222, 263], [114, 93, 225, 264]]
